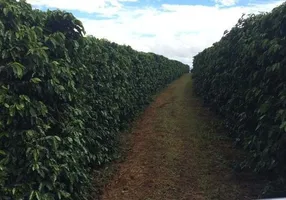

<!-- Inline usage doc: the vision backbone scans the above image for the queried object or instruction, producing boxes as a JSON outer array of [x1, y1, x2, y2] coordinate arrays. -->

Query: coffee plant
[[0, 0, 189, 199], [192, 2, 286, 188]]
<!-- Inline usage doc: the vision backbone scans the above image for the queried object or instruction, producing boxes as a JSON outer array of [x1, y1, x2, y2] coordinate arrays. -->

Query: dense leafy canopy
[[192, 2, 286, 188], [0, 0, 189, 199]]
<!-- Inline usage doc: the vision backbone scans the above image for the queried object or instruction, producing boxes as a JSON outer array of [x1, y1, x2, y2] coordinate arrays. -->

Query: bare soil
[[99, 74, 265, 200]]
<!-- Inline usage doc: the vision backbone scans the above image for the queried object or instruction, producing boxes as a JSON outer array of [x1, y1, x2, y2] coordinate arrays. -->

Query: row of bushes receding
[[192, 2, 286, 191], [0, 0, 189, 199]]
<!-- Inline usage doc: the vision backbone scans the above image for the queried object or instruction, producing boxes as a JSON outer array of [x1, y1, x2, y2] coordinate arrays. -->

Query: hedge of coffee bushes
[[0, 0, 189, 199], [192, 2, 286, 187]]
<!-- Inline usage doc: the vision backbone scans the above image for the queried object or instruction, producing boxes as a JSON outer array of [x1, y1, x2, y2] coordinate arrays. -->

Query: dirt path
[[100, 74, 264, 200]]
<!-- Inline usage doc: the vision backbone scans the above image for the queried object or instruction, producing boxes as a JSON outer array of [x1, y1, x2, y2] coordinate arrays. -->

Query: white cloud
[[27, 0, 137, 14], [214, 0, 239, 7], [27, 0, 285, 66]]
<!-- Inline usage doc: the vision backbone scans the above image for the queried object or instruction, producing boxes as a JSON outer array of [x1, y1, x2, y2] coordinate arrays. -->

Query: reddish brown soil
[[100, 74, 265, 200]]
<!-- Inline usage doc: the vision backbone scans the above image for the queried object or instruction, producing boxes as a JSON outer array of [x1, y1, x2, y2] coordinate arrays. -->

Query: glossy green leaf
[[9, 62, 24, 79]]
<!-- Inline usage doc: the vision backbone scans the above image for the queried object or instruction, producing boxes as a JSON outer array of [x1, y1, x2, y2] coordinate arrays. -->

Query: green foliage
[[192, 2, 286, 186], [0, 0, 189, 199]]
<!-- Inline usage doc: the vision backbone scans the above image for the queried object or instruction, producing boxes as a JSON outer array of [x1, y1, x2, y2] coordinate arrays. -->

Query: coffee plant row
[[0, 0, 189, 199], [192, 2, 286, 186]]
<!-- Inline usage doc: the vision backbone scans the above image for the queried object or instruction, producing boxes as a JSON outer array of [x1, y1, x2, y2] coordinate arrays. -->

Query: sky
[[27, 0, 284, 67]]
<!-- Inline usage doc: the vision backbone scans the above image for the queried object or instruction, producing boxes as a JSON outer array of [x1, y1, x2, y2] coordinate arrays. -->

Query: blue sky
[[28, 0, 284, 66]]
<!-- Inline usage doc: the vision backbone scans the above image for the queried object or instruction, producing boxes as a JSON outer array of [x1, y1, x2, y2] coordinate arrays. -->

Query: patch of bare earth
[[99, 74, 265, 200]]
